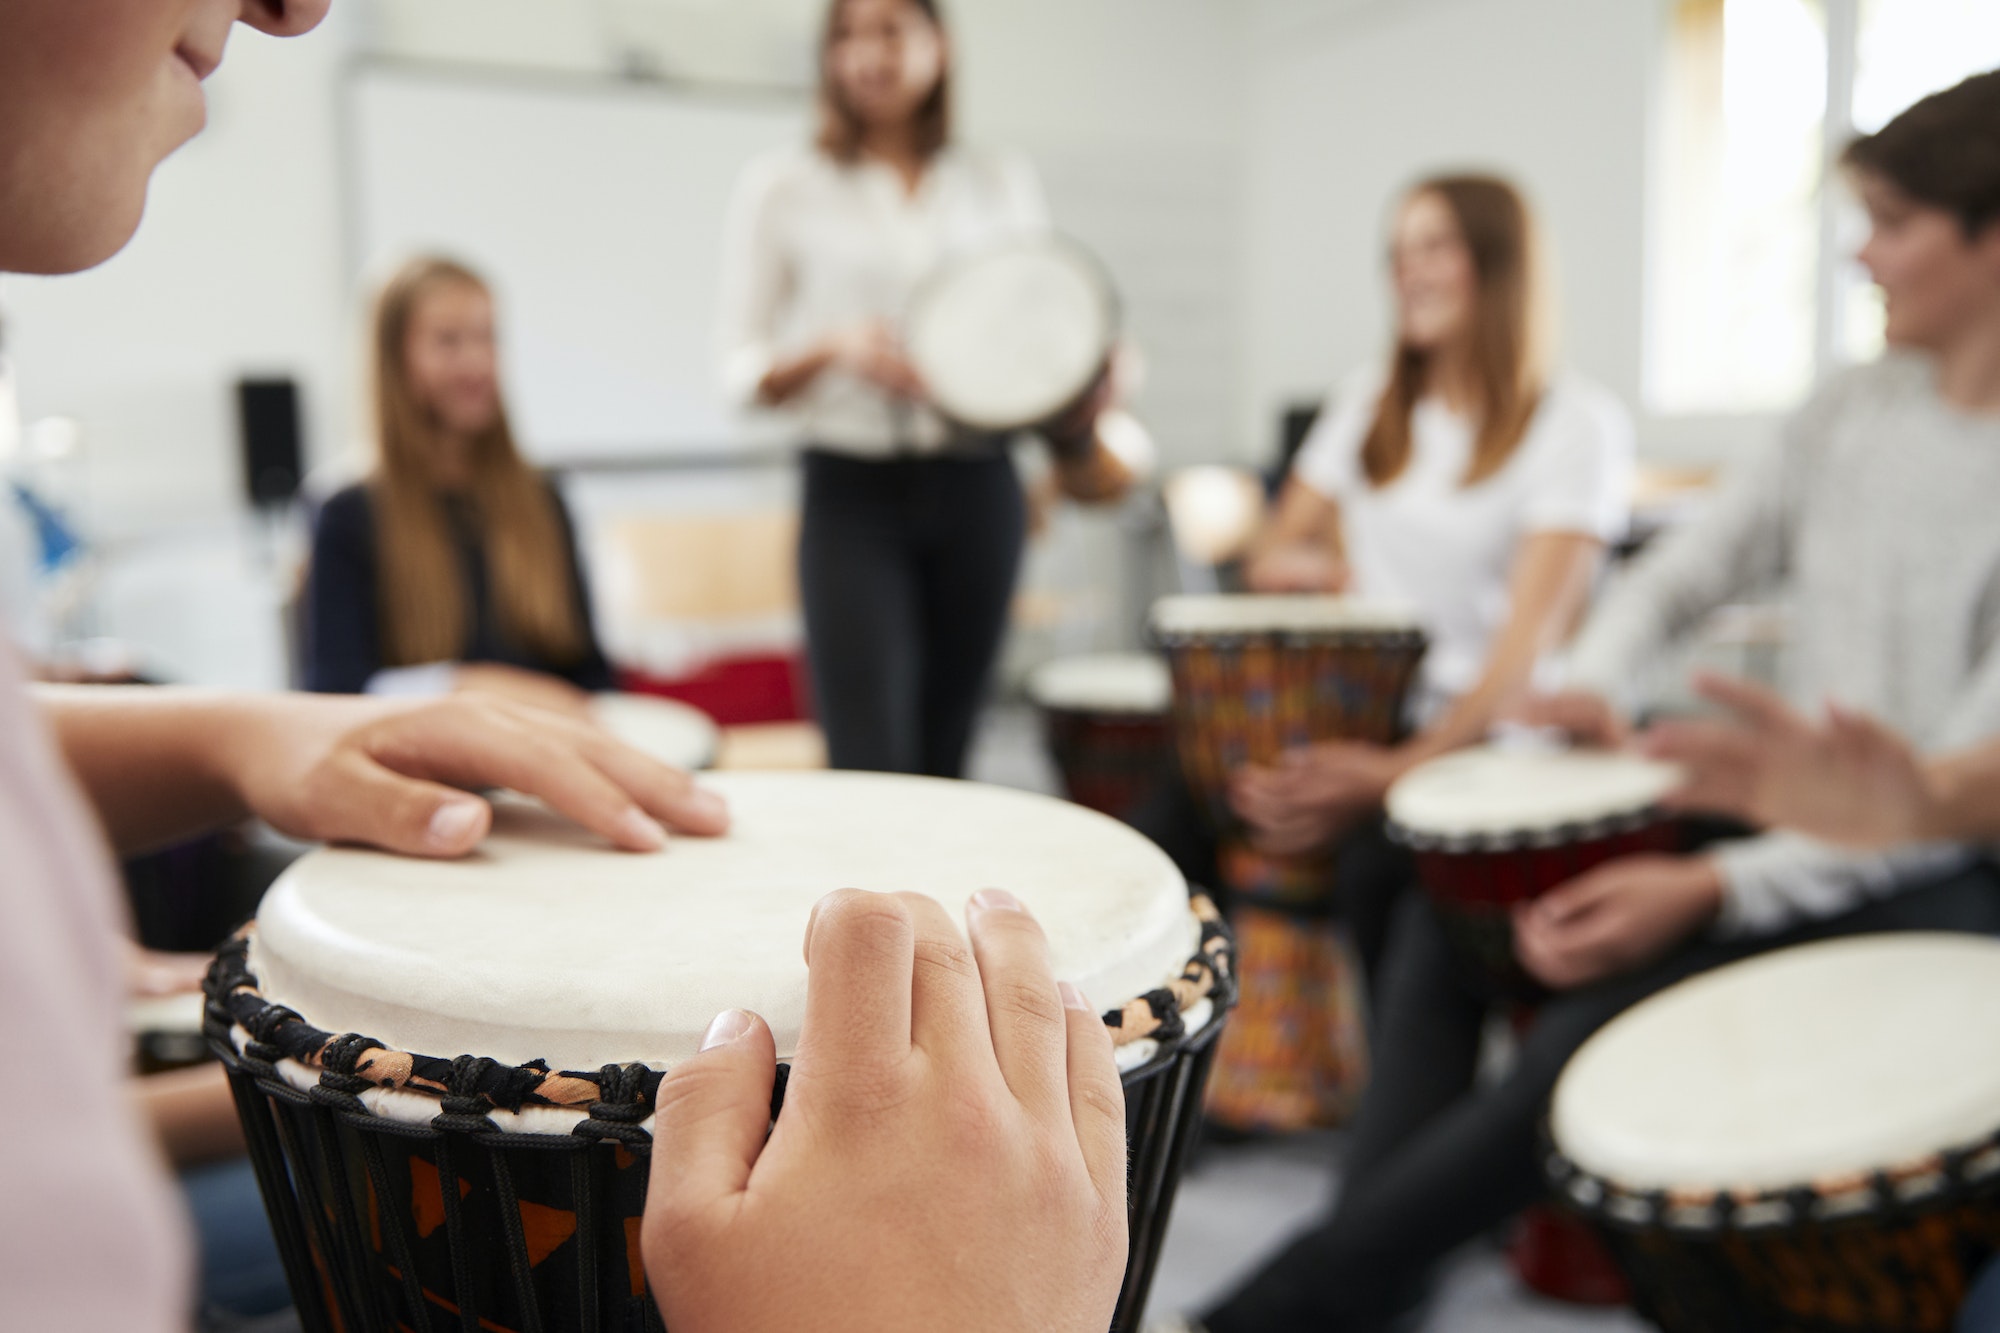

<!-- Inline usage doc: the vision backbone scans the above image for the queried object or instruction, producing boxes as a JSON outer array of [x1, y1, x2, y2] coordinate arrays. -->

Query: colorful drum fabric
[[1202, 904, 1369, 1135], [1387, 746, 1681, 999], [206, 773, 1234, 1333], [1150, 596, 1428, 842], [1026, 652, 1174, 820], [1548, 935, 2000, 1333]]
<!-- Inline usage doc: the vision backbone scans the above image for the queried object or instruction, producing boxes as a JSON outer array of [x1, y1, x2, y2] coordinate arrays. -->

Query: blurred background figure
[[716, 0, 1125, 778], [304, 256, 612, 715]]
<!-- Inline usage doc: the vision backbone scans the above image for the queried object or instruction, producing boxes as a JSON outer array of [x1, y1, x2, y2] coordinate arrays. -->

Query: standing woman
[[719, 0, 1090, 776], [306, 257, 614, 714]]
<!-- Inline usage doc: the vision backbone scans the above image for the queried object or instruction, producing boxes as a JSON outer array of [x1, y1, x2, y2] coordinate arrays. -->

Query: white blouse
[[1293, 363, 1636, 714], [717, 144, 1051, 457]]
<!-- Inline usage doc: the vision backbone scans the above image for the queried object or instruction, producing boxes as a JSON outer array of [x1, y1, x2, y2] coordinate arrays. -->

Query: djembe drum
[[1026, 652, 1174, 820], [1150, 594, 1426, 1132], [1548, 934, 2000, 1332], [1386, 745, 1682, 1001], [205, 773, 1234, 1333], [905, 234, 1150, 503]]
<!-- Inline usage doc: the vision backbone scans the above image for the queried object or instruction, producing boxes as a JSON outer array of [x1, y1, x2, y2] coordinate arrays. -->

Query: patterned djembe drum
[[206, 773, 1235, 1333], [1150, 594, 1427, 1132]]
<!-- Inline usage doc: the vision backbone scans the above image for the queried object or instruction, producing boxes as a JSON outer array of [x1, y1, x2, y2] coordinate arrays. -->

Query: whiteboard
[[346, 64, 807, 463]]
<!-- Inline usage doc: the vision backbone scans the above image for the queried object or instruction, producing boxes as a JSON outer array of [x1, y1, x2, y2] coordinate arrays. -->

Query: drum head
[[1026, 652, 1172, 715], [1387, 745, 1679, 844], [591, 692, 719, 771], [1149, 593, 1424, 640], [906, 236, 1117, 431], [1552, 934, 2000, 1192], [249, 772, 1194, 1070]]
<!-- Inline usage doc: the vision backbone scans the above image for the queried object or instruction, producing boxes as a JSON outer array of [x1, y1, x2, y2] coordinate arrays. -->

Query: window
[[1647, 0, 2000, 416]]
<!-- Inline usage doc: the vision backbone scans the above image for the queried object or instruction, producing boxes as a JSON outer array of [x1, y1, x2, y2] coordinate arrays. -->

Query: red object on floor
[[1510, 1203, 1631, 1306], [618, 653, 811, 728]]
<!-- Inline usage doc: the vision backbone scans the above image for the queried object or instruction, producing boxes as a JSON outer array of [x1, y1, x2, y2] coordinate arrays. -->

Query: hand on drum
[[1230, 741, 1403, 856], [1511, 690, 1630, 749], [1243, 543, 1350, 595], [1512, 853, 1725, 991], [644, 889, 1128, 1333], [827, 320, 928, 400], [453, 662, 594, 719], [1642, 672, 1938, 848], [228, 692, 729, 857]]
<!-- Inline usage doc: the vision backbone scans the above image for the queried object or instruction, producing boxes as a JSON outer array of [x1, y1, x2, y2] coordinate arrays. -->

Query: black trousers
[[1201, 860, 2000, 1333], [798, 448, 1026, 778]]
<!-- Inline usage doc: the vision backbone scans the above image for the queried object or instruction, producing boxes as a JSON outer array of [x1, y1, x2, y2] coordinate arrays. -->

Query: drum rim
[[1543, 1125, 2000, 1237], [203, 895, 1235, 1138], [905, 231, 1121, 433], [1385, 805, 1671, 854], [1025, 651, 1174, 715], [1148, 594, 1430, 645]]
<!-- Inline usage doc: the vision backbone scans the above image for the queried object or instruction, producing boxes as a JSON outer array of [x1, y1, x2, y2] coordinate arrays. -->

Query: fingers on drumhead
[[799, 890, 919, 1064]]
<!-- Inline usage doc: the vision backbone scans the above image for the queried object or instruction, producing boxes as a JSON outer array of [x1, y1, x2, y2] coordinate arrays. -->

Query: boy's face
[[0, 0, 328, 276], [1855, 171, 2000, 354]]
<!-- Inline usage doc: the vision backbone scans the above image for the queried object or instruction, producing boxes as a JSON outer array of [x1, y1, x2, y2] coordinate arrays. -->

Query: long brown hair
[[815, 0, 952, 164], [368, 256, 588, 669], [1360, 175, 1552, 488]]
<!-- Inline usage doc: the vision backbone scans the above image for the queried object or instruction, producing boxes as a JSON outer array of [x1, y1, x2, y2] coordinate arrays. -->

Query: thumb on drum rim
[[648, 1009, 780, 1214]]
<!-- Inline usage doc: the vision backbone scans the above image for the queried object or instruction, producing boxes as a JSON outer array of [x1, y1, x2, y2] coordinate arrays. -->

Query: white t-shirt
[[1292, 364, 1635, 713], [717, 145, 1051, 457]]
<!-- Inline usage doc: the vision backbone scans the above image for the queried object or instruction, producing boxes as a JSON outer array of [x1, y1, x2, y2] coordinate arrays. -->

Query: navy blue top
[[303, 480, 614, 694]]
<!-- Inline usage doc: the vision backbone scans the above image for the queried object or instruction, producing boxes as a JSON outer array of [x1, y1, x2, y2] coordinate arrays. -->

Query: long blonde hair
[[368, 256, 588, 668], [1360, 175, 1552, 488]]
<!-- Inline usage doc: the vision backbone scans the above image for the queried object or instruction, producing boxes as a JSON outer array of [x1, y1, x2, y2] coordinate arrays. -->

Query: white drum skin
[[1552, 933, 2000, 1194], [1025, 652, 1172, 716], [1149, 593, 1423, 640], [1387, 745, 1681, 844], [249, 772, 1196, 1071], [590, 692, 719, 772], [906, 237, 1117, 432]]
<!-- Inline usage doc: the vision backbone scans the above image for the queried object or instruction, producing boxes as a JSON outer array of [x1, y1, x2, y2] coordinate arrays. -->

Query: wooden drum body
[[1151, 594, 1426, 906], [1548, 935, 2000, 1333], [205, 773, 1234, 1333]]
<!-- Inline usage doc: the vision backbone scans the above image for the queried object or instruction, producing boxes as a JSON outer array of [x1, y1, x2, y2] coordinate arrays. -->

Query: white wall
[[1237, 0, 1655, 462], [1234, 0, 1775, 467]]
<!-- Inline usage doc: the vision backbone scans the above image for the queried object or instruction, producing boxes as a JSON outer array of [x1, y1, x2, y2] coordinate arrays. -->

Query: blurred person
[[0, 6, 1124, 1333], [718, 0, 1119, 777], [304, 256, 611, 714], [1221, 174, 1633, 987], [1192, 69, 2000, 1333]]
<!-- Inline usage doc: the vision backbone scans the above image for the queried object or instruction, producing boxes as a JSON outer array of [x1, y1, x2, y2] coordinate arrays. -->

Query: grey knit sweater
[[1568, 353, 2000, 934]]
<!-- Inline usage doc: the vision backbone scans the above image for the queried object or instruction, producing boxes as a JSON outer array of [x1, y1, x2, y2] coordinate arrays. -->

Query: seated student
[[2, 6, 1130, 1333], [305, 256, 611, 714], [1233, 172, 1633, 985], [1192, 68, 2000, 1333]]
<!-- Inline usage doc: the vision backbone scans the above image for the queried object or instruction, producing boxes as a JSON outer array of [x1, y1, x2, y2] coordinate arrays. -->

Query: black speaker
[[237, 376, 303, 507]]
